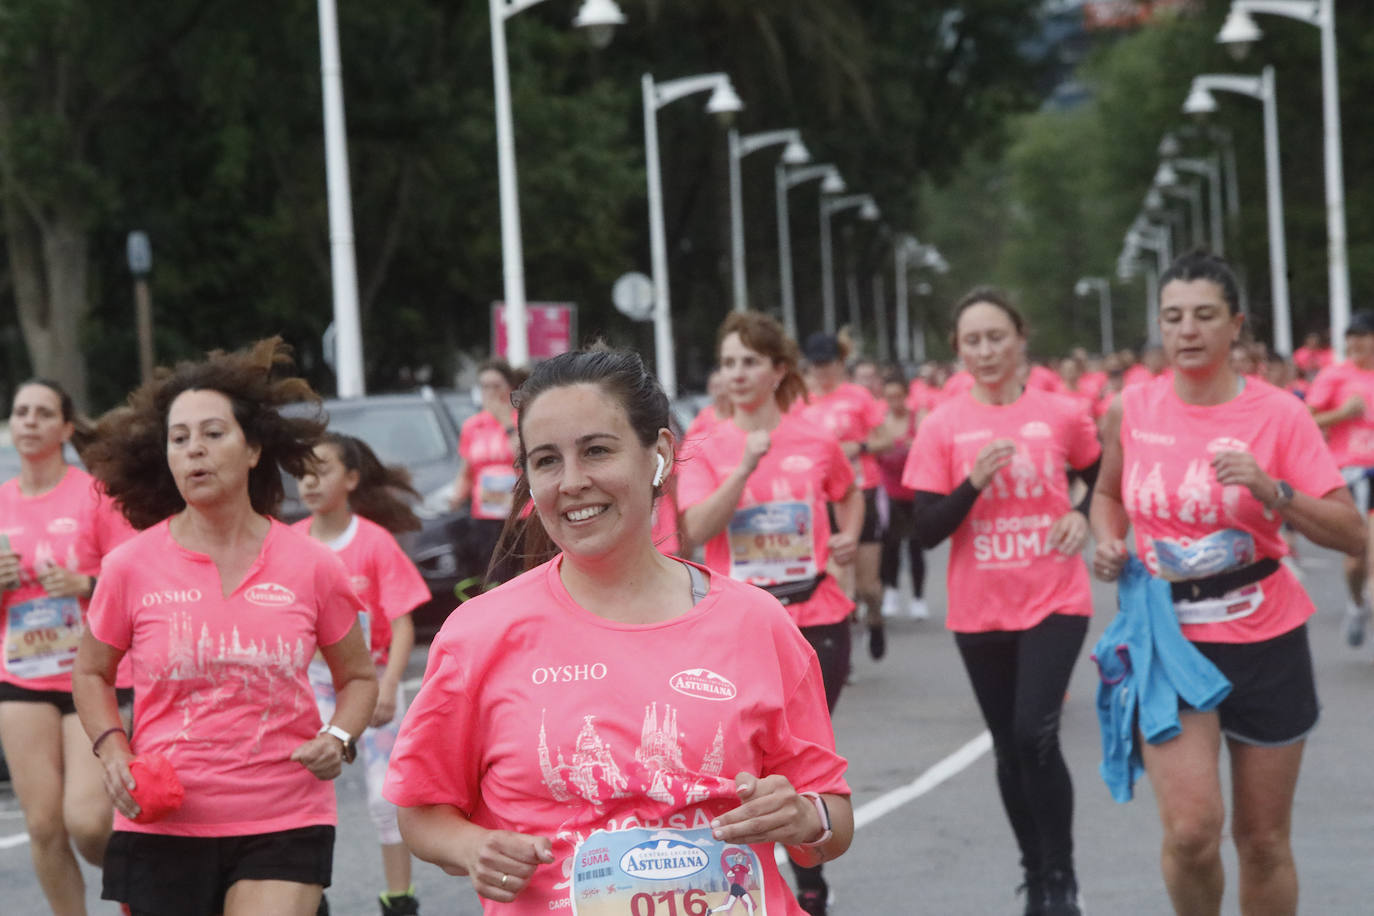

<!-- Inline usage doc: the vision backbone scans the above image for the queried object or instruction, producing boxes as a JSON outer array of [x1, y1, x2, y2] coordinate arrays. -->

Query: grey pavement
[[3, 543, 1372, 914]]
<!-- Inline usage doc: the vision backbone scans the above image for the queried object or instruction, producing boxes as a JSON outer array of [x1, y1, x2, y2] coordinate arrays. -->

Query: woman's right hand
[[0, 551, 22, 590], [463, 829, 555, 903], [969, 438, 1016, 490], [96, 739, 142, 820], [1093, 538, 1129, 582], [742, 430, 771, 473]]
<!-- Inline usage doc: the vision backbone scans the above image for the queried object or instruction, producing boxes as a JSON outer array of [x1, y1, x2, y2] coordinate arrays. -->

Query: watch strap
[[797, 791, 833, 848], [318, 724, 357, 762]]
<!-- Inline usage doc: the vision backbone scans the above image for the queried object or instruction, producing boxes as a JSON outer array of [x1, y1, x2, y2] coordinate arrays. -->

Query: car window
[[325, 403, 451, 465]]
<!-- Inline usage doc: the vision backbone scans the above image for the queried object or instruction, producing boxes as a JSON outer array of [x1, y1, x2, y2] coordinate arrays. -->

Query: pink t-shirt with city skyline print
[[86, 519, 363, 836]]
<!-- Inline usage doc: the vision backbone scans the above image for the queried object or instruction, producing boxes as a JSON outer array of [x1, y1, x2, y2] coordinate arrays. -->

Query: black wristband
[[92, 726, 125, 758]]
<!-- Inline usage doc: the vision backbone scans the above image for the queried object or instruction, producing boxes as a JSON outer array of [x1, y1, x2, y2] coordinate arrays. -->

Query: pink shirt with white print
[[461, 410, 518, 521], [383, 556, 848, 916], [903, 389, 1100, 633], [802, 383, 886, 489], [1120, 377, 1345, 644], [86, 520, 364, 836], [676, 414, 856, 628], [291, 515, 429, 666], [0, 467, 134, 691], [1305, 362, 1374, 468]]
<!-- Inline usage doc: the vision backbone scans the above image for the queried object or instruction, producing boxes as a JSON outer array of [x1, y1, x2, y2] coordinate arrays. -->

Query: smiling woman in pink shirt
[[386, 346, 852, 915], [71, 338, 377, 916]]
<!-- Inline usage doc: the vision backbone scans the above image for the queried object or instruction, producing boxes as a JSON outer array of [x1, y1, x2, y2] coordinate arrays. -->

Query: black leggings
[[954, 613, 1087, 878], [790, 620, 850, 896], [879, 497, 925, 597]]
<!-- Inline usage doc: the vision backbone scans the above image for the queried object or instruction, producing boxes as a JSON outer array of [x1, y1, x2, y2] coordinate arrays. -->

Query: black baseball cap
[[803, 332, 841, 364], [1346, 311, 1374, 336]]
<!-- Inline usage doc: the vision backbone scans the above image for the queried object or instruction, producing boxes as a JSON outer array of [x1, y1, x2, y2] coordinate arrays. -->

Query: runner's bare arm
[[681, 432, 771, 547], [397, 804, 553, 902], [1089, 397, 1130, 581], [72, 631, 139, 818]]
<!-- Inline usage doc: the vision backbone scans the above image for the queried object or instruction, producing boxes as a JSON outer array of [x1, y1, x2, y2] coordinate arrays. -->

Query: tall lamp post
[[317, 0, 365, 397], [489, 0, 626, 368], [1184, 66, 1291, 354], [1218, 0, 1348, 357], [1127, 218, 1172, 344], [894, 236, 947, 365], [126, 231, 155, 384], [776, 164, 845, 340], [729, 128, 809, 312], [643, 72, 743, 396], [1160, 181, 1205, 251], [820, 194, 880, 334], [1170, 156, 1225, 255], [1075, 276, 1114, 355]]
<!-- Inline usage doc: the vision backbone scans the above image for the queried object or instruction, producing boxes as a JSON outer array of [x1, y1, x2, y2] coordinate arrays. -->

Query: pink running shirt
[[0, 467, 134, 691], [291, 515, 429, 665], [1305, 362, 1374, 468], [1120, 377, 1345, 644], [903, 390, 1100, 632], [460, 410, 518, 521], [676, 415, 856, 628], [803, 383, 886, 489], [86, 520, 364, 836], [383, 556, 849, 915]]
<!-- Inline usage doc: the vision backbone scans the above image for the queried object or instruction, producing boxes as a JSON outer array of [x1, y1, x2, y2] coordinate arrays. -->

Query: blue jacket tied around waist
[[1092, 556, 1232, 802]]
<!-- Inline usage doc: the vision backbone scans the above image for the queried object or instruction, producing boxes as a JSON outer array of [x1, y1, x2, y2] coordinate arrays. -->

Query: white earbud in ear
[[653, 453, 667, 487]]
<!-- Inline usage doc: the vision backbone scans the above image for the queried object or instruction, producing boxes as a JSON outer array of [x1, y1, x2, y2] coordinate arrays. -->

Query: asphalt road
[[3, 542, 1372, 914]]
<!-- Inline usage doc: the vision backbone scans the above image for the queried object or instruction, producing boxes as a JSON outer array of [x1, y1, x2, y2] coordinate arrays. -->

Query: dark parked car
[[280, 388, 491, 638]]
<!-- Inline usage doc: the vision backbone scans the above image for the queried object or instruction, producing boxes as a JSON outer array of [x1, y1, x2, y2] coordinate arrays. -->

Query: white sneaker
[[880, 587, 902, 618], [908, 597, 930, 619], [1344, 599, 1370, 648]]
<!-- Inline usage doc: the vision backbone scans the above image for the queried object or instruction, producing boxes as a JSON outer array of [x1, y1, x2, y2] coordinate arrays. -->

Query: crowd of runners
[[0, 248, 1370, 916]]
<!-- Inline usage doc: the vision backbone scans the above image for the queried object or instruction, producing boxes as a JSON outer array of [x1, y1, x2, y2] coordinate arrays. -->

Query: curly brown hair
[[85, 337, 327, 530]]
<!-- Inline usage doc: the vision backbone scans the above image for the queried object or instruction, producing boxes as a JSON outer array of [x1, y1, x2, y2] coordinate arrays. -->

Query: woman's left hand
[[1045, 511, 1089, 556], [709, 772, 824, 847], [290, 735, 345, 781], [371, 680, 399, 728], [827, 532, 858, 566], [1210, 450, 1276, 506], [38, 564, 89, 599]]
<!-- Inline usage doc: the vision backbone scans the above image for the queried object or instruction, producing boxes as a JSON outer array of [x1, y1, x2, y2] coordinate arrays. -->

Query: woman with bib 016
[[0, 379, 134, 915], [903, 288, 1101, 916], [450, 359, 522, 585], [385, 348, 852, 915], [72, 338, 378, 916], [676, 312, 862, 916], [1090, 252, 1364, 916]]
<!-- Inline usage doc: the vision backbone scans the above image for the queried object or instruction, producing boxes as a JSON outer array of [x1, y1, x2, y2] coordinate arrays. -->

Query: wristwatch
[[318, 724, 357, 764], [1270, 480, 1295, 511], [797, 791, 833, 848]]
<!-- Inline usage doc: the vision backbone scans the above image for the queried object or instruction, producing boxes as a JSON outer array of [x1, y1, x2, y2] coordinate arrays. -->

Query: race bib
[[1174, 583, 1264, 625], [476, 467, 517, 518], [5, 597, 83, 679], [1152, 529, 1255, 583], [726, 502, 815, 585], [571, 827, 769, 916]]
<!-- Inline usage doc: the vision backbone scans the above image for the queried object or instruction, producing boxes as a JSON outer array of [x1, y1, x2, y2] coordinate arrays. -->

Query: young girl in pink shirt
[[0, 379, 134, 915], [73, 338, 378, 916], [904, 288, 1101, 916], [1091, 252, 1365, 916], [386, 346, 852, 915], [295, 433, 429, 916]]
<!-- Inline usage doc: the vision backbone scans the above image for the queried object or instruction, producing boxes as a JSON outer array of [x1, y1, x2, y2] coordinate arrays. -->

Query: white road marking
[[0, 832, 29, 850]]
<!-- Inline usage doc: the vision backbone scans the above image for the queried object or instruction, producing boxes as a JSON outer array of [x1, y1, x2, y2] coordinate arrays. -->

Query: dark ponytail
[[322, 433, 421, 534]]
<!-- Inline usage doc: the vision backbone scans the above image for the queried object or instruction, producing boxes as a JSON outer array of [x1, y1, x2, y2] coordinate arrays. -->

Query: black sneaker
[[868, 623, 886, 660], [796, 888, 827, 916], [1041, 868, 1083, 916], [1018, 870, 1045, 915], [316, 895, 330, 916], [380, 891, 420, 915]]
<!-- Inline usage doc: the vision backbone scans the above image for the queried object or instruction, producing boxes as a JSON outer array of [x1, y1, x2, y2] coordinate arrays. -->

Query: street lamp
[[489, 0, 626, 369], [1184, 66, 1291, 355], [894, 236, 947, 365], [643, 72, 744, 396], [317, 0, 365, 396], [1218, 0, 1348, 357], [1169, 156, 1225, 254], [1127, 217, 1171, 343], [776, 164, 844, 340], [728, 128, 809, 312], [820, 194, 879, 335], [1160, 180, 1205, 252], [1075, 276, 1114, 355]]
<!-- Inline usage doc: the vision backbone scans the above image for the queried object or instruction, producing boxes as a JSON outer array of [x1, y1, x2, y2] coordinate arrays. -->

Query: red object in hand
[[127, 754, 185, 823]]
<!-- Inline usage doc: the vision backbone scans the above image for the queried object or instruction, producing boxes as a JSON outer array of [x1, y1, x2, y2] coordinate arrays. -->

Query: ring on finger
[[501, 874, 510, 888]]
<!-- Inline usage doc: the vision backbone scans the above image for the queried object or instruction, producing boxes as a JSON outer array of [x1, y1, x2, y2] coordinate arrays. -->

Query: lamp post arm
[[786, 164, 839, 190], [1233, 0, 1321, 25], [652, 73, 730, 109], [738, 129, 802, 159], [1191, 73, 1264, 100], [497, 0, 554, 20], [822, 194, 875, 217]]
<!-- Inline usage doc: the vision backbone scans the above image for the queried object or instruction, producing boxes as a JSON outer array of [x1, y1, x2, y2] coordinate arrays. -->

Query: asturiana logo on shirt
[[244, 583, 296, 607], [1019, 421, 1051, 439], [619, 839, 710, 881], [141, 588, 203, 607], [1206, 436, 1250, 455], [47, 517, 78, 535], [669, 668, 737, 702]]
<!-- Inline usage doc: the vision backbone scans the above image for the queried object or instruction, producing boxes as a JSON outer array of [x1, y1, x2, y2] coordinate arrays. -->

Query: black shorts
[[1183, 623, 1318, 746], [800, 620, 850, 714], [102, 825, 334, 916], [859, 487, 883, 544], [0, 683, 133, 717]]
